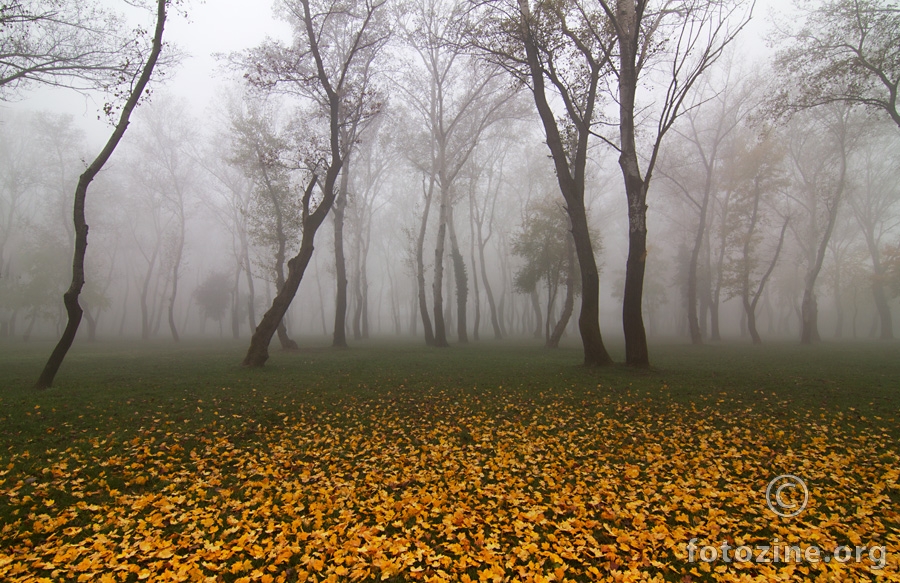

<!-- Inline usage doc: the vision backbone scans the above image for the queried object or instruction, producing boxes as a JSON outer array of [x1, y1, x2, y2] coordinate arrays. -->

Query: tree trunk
[[35, 0, 167, 389], [448, 207, 468, 343], [332, 165, 350, 348], [529, 289, 542, 338], [244, 172, 332, 366], [416, 175, 436, 345], [167, 224, 183, 342], [432, 183, 451, 347], [547, 235, 575, 348], [83, 302, 98, 342], [687, 180, 712, 345], [862, 233, 894, 340], [241, 229, 257, 331], [517, 0, 611, 365], [617, 0, 650, 367], [231, 265, 242, 339], [245, 231, 317, 366]]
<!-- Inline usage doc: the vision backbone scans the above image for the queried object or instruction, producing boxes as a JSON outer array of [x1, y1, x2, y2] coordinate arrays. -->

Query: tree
[[512, 196, 585, 347], [784, 104, 858, 344], [0, 0, 149, 97], [846, 123, 900, 339], [471, 0, 615, 365], [227, 96, 301, 349], [239, 0, 388, 367], [658, 64, 753, 344], [130, 96, 197, 342], [598, 0, 752, 366], [35, 0, 168, 390], [720, 130, 790, 344], [774, 0, 900, 129], [193, 271, 232, 335], [397, 0, 516, 347]]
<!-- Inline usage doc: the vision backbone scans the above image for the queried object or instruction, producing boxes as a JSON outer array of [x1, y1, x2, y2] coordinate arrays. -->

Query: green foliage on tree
[[512, 198, 576, 296], [193, 272, 232, 324]]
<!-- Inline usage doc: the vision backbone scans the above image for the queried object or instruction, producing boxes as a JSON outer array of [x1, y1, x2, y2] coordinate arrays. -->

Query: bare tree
[[658, 62, 755, 344], [35, 0, 168, 389], [593, 0, 753, 366], [784, 104, 858, 344], [397, 0, 517, 347], [239, 0, 388, 367], [0, 0, 151, 97], [846, 123, 900, 339]]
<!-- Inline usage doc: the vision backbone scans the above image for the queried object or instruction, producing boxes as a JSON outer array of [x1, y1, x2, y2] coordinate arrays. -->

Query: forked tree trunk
[[35, 0, 167, 389], [167, 223, 183, 342], [617, 0, 650, 367]]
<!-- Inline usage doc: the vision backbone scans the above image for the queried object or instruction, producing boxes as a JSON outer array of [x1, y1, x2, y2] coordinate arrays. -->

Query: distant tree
[[884, 240, 900, 297], [720, 130, 790, 344], [512, 197, 590, 348], [784, 104, 859, 344], [658, 62, 755, 345], [774, 0, 900, 129], [846, 123, 900, 339], [0, 112, 41, 339], [227, 97, 301, 349], [193, 272, 232, 335], [397, 0, 517, 347], [130, 96, 198, 343], [35, 0, 168, 390]]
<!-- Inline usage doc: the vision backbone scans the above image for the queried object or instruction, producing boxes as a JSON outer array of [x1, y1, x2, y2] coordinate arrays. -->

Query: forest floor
[[0, 338, 898, 582]]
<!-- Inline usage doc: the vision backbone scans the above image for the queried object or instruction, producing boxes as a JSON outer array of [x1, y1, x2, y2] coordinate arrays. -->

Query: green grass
[[1, 337, 898, 581], [2, 337, 898, 449]]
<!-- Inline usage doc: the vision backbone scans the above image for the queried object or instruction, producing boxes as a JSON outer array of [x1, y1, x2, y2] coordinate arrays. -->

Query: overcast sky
[[3, 0, 782, 145]]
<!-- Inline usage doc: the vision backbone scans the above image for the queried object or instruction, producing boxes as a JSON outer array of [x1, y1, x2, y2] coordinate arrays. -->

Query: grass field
[[1, 338, 898, 582]]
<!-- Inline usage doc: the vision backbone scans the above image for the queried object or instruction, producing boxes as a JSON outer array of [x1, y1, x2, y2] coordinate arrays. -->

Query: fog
[[1, 0, 898, 357]]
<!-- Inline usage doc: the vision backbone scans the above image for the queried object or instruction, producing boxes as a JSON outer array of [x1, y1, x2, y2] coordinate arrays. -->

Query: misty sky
[[3, 0, 782, 144]]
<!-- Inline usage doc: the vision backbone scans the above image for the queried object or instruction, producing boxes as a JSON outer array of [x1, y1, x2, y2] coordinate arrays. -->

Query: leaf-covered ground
[[0, 340, 898, 582]]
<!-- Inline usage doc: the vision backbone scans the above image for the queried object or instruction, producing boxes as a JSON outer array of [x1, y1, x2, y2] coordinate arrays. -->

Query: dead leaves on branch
[[1, 389, 898, 582]]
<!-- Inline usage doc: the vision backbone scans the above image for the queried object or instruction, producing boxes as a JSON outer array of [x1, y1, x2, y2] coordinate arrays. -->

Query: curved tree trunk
[[416, 175, 436, 345], [35, 0, 167, 389], [548, 235, 575, 348]]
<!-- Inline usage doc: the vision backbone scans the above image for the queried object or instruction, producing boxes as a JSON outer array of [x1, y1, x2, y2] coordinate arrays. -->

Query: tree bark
[[416, 175, 436, 345], [167, 209, 184, 342], [35, 0, 167, 389], [332, 164, 350, 348], [548, 234, 576, 348], [244, 175, 328, 366], [616, 0, 650, 367], [448, 206, 468, 343], [431, 182, 451, 347]]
